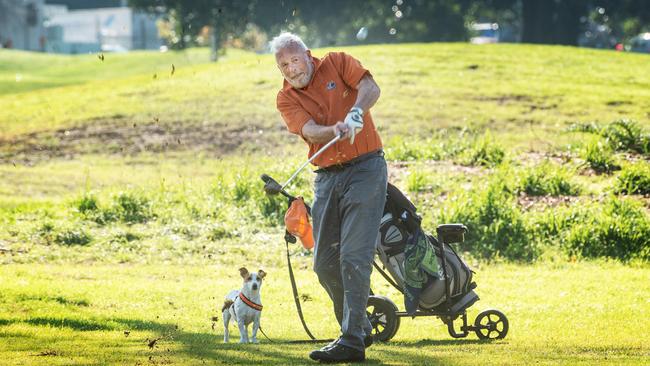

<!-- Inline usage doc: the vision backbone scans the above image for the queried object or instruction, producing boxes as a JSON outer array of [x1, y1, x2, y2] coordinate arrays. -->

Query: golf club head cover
[[284, 197, 314, 249]]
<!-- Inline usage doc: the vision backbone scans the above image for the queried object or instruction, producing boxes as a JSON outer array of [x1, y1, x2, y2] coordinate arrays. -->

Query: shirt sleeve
[[330, 52, 371, 89], [276, 91, 312, 138]]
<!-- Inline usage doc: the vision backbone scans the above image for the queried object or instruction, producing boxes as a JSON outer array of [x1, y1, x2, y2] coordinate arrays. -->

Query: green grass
[[2, 43, 650, 364], [0, 48, 213, 95], [2, 43, 649, 144], [0, 262, 648, 365]]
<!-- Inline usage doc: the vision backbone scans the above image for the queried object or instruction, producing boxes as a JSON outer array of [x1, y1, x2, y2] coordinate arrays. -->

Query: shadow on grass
[[392, 338, 505, 347], [0, 315, 477, 365]]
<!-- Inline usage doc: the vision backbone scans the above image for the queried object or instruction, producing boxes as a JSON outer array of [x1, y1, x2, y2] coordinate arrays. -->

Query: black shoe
[[309, 343, 365, 363], [323, 335, 372, 349]]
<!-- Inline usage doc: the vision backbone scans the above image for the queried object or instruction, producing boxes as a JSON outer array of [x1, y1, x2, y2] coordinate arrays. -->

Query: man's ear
[[258, 269, 267, 279], [239, 267, 249, 278]]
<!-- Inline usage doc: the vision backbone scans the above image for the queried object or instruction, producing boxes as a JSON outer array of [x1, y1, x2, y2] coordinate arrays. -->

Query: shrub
[[385, 136, 444, 161], [602, 119, 650, 155], [75, 194, 118, 225], [441, 179, 532, 260], [406, 169, 431, 193], [35, 222, 57, 245], [614, 162, 650, 195], [207, 224, 238, 241], [563, 197, 650, 261], [76, 195, 98, 214], [55, 228, 92, 246], [566, 121, 601, 133], [462, 132, 505, 167], [527, 196, 650, 261], [113, 192, 154, 224], [110, 230, 142, 244], [232, 173, 253, 202], [581, 138, 619, 173], [517, 162, 581, 196], [258, 195, 286, 226]]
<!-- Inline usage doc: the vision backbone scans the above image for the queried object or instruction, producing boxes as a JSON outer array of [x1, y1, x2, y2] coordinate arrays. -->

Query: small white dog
[[222, 267, 266, 343]]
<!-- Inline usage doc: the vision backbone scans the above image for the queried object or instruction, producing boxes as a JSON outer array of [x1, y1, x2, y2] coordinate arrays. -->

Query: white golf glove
[[344, 107, 364, 144]]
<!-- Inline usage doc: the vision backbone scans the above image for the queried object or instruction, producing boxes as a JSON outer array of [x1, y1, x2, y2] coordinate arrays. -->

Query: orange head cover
[[284, 197, 314, 249]]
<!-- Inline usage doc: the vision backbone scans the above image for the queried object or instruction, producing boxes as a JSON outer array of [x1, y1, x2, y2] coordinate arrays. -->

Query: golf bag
[[376, 183, 475, 312]]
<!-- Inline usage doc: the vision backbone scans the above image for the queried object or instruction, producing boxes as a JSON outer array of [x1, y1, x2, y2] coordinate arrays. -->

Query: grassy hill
[[0, 43, 649, 365]]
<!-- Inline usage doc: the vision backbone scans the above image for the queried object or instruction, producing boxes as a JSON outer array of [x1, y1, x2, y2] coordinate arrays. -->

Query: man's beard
[[287, 62, 314, 89]]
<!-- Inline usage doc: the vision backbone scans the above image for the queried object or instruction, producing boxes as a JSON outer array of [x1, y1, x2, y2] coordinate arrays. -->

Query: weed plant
[[517, 162, 581, 196], [614, 162, 650, 195], [581, 137, 619, 173]]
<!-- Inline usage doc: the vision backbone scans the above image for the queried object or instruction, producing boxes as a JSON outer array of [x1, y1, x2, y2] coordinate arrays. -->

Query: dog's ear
[[258, 269, 267, 279], [239, 267, 249, 278]]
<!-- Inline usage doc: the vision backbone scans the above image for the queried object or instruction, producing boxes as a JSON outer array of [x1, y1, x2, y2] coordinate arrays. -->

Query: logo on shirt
[[326, 81, 336, 90]]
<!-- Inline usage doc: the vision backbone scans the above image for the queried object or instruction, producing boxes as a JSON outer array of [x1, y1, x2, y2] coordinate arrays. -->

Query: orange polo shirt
[[276, 52, 383, 168]]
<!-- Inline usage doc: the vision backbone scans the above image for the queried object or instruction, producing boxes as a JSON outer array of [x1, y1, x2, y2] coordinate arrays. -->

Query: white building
[[0, 0, 46, 51], [44, 6, 163, 54]]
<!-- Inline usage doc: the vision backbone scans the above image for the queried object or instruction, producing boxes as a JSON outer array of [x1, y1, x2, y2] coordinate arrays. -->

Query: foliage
[[460, 131, 505, 167], [129, 0, 257, 51], [441, 178, 532, 260], [406, 169, 433, 194], [602, 119, 650, 155], [614, 162, 650, 195], [581, 138, 619, 173], [55, 228, 93, 246], [527, 196, 650, 261], [517, 162, 581, 196]]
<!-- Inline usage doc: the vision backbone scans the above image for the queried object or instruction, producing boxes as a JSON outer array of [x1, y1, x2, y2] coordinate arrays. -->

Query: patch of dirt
[[33, 350, 59, 356], [473, 94, 534, 104], [605, 100, 633, 106], [0, 119, 290, 165], [517, 194, 582, 211]]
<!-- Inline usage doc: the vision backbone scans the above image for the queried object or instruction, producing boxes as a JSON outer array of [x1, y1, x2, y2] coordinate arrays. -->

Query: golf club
[[262, 132, 343, 195]]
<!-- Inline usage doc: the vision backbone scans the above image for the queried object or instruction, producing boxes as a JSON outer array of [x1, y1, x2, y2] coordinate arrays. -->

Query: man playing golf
[[271, 32, 388, 363]]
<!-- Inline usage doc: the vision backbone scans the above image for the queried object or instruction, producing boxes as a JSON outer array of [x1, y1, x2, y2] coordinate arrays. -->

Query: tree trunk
[[522, 0, 554, 44], [210, 21, 220, 62], [522, 0, 587, 45]]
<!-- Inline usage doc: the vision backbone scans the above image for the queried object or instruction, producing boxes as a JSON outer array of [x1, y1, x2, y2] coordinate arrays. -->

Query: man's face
[[276, 47, 313, 89]]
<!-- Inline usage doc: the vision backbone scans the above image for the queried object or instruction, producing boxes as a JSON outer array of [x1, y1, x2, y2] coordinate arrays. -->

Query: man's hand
[[344, 107, 364, 144], [333, 122, 349, 139]]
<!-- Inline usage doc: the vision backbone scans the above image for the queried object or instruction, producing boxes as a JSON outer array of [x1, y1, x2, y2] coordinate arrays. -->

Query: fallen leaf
[[124, 330, 130, 337]]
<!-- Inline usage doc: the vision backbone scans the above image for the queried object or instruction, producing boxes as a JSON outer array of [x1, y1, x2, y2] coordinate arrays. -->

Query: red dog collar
[[239, 292, 263, 311]]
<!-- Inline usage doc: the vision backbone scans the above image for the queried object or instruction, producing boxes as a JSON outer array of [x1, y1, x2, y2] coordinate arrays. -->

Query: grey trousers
[[311, 152, 388, 351]]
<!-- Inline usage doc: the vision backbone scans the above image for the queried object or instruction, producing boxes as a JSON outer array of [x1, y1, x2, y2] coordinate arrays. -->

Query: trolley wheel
[[473, 309, 509, 340], [366, 295, 400, 342]]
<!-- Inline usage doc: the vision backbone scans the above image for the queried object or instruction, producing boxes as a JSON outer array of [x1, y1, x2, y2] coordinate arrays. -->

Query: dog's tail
[[221, 299, 234, 313]]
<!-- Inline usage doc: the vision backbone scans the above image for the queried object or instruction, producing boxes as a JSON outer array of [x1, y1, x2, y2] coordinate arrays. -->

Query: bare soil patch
[[0, 119, 290, 165]]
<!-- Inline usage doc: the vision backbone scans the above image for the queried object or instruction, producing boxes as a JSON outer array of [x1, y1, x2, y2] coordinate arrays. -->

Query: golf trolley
[[261, 140, 509, 342]]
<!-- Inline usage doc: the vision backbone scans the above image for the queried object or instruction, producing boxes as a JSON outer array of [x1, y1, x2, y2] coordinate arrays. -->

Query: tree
[[129, 0, 257, 61]]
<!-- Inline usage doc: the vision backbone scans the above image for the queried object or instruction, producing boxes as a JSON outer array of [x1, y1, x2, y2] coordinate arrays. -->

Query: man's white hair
[[269, 32, 308, 54]]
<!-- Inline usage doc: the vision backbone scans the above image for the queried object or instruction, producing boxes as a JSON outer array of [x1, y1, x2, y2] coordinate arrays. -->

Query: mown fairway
[[1, 262, 649, 365], [1, 43, 649, 365]]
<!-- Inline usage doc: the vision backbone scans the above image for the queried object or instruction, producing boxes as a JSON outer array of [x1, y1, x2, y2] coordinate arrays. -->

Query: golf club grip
[[260, 174, 274, 184]]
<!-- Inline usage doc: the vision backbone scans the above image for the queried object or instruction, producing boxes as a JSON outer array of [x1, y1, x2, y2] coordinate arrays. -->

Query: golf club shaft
[[280, 133, 342, 191]]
